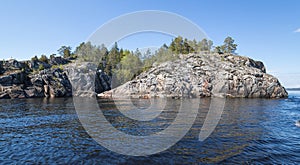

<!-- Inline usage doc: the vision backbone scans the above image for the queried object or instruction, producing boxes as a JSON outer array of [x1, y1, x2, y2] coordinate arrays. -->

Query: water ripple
[[0, 94, 299, 164]]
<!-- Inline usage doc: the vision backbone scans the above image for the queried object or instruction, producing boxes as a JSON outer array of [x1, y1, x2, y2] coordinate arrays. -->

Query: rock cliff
[[0, 68, 73, 99], [0, 58, 111, 99], [101, 53, 287, 98]]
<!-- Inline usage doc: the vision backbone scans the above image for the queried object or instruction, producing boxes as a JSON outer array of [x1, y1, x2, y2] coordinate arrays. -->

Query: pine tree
[[222, 36, 237, 53]]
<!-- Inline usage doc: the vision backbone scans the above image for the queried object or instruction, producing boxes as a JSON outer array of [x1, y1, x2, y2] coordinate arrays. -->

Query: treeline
[[168, 36, 237, 54], [30, 36, 238, 85]]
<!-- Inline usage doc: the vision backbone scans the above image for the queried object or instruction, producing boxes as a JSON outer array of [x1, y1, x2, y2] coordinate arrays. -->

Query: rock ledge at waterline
[[99, 53, 288, 99]]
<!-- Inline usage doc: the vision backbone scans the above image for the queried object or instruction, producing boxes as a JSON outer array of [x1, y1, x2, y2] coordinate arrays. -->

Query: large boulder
[[36, 68, 72, 97], [66, 63, 98, 97], [0, 72, 27, 86], [65, 62, 112, 97], [3, 59, 27, 70], [29, 61, 51, 70], [19, 68, 73, 98], [50, 57, 70, 65], [102, 53, 287, 98], [24, 87, 44, 98], [95, 70, 111, 93], [0, 92, 10, 99], [0, 86, 26, 99]]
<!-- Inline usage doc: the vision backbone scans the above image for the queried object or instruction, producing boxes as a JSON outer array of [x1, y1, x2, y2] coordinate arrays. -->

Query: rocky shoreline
[[0, 57, 111, 99], [0, 53, 288, 99]]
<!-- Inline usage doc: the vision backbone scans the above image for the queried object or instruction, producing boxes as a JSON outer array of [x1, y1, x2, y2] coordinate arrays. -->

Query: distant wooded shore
[[286, 88, 300, 91]]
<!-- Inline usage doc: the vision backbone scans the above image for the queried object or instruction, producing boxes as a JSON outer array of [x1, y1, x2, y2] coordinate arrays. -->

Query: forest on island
[[1, 36, 237, 86]]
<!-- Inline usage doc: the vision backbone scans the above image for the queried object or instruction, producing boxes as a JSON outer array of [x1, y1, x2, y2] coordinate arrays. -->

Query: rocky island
[[0, 37, 288, 99], [101, 53, 287, 98]]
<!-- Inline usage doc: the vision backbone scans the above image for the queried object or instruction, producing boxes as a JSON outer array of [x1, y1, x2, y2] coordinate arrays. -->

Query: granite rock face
[[0, 52, 114, 99], [66, 62, 111, 97], [49, 56, 70, 65], [102, 53, 288, 98], [0, 68, 73, 99]]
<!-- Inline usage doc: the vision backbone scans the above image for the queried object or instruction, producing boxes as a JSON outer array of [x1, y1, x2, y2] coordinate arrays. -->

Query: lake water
[[0, 91, 299, 164]]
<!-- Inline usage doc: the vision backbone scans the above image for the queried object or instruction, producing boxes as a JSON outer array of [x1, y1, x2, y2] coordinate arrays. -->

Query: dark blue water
[[0, 91, 299, 164]]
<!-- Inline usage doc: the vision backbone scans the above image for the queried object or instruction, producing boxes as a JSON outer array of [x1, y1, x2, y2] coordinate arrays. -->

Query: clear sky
[[0, 0, 299, 87]]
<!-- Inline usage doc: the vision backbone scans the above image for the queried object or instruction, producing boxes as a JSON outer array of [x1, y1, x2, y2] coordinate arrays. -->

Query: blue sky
[[0, 0, 299, 87]]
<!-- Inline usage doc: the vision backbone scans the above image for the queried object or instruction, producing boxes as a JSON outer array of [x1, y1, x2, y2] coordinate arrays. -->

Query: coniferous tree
[[58, 46, 72, 58], [222, 36, 237, 53]]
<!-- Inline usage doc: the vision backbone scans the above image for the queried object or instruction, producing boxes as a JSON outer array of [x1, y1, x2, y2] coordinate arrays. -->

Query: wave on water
[[0, 114, 76, 128], [296, 121, 300, 127]]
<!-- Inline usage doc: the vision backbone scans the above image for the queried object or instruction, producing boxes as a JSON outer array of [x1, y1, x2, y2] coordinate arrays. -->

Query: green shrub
[[31, 56, 38, 61], [51, 64, 64, 70], [39, 55, 49, 63], [221, 56, 225, 62], [38, 64, 44, 71]]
